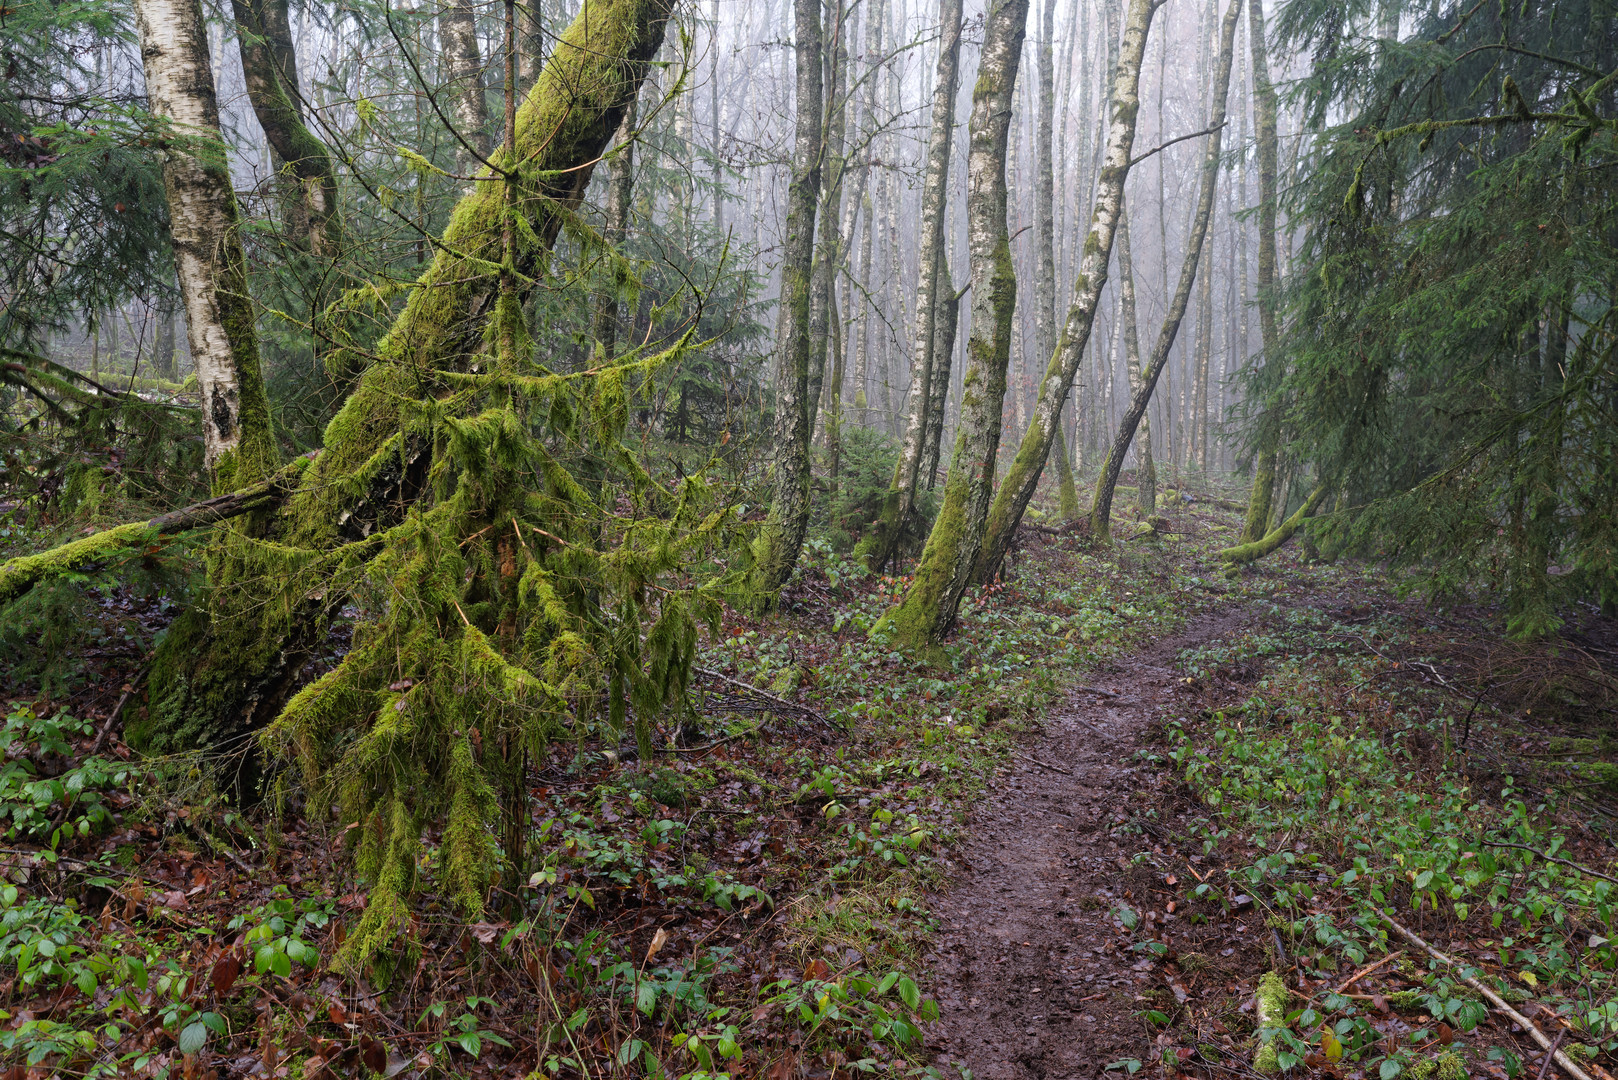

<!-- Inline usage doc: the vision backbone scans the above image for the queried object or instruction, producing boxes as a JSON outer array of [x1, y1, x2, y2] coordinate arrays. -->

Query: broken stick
[[1378, 909, 1594, 1080]]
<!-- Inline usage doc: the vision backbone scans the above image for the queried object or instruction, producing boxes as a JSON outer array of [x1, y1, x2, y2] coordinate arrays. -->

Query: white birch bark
[[975, 0, 1155, 581], [133, 0, 276, 484]]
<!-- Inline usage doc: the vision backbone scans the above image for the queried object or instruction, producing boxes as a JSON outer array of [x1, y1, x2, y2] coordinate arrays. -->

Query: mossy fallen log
[[1218, 482, 1328, 572]]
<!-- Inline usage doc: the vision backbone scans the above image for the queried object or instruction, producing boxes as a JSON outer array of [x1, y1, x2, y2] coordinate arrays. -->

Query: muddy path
[[926, 606, 1259, 1080]]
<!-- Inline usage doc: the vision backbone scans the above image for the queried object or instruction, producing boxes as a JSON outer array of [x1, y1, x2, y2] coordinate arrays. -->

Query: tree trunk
[[1241, 0, 1280, 542], [747, 0, 823, 606], [1034, 0, 1079, 518], [920, 266, 961, 489], [873, 0, 1028, 649], [130, 0, 673, 759], [155, 298, 178, 380], [806, 0, 851, 438], [441, 0, 493, 172], [973, 0, 1155, 583], [848, 0, 884, 422], [592, 97, 638, 359], [1115, 206, 1153, 516], [231, 0, 339, 254], [133, 0, 277, 488], [1088, 0, 1241, 541], [861, 0, 963, 571]]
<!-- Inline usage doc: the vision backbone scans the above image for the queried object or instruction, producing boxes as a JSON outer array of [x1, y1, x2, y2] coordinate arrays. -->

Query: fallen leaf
[[210, 951, 242, 995], [646, 926, 670, 963]]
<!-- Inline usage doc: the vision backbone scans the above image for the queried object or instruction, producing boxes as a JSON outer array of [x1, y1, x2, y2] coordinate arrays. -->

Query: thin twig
[[1336, 950, 1404, 994], [1537, 1029, 1569, 1080], [1015, 752, 1073, 776], [691, 667, 836, 728], [1482, 841, 1618, 886], [1378, 908, 1594, 1080]]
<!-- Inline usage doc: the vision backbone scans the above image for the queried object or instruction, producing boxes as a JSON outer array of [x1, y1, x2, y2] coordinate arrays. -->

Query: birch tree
[[974, 0, 1157, 584], [747, 0, 823, 604], [873, 0, 1029, 648], [1035, 0, 1081, 519], [1240, 0, 1281, 542], [1089, 0, 1242, 540], [133, 0, 277, 487], [861, 0, 964, 571]]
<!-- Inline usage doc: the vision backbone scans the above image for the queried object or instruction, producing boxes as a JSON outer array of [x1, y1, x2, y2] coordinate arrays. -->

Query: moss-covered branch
[[0, 468, 301, 606], [1219, 482, 1329, 571]]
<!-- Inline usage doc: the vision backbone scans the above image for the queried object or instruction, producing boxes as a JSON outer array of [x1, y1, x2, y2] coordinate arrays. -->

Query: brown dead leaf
[[359, 1034, 386, 1074], [209, 951, 242, 996], [646, 926, 670, 963]]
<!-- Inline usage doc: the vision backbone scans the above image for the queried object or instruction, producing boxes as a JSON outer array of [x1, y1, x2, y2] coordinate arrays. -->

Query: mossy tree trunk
[[747, 0, 823, 606], [873, 0, 1028, 649], [133, 0, 278, 489], [972, 0, 1155, 583], [231, 0, 339, 254], [133, 0, 675, 760], [1240, 0, 1280, 543], [1089, 0, 1240, 541], [862, 0, 963, 571], [919, 271, 962, 490]]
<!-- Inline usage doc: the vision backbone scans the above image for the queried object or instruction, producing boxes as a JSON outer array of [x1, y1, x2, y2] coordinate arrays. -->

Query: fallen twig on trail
[[1014, 751, 1073, 775], [1378, 908, 1595, 1080], [1481, 841, 1618, 886]]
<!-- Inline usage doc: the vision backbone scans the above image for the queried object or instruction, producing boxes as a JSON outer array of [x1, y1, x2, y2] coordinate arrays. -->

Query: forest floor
[[3, 478, 1618, 1080]]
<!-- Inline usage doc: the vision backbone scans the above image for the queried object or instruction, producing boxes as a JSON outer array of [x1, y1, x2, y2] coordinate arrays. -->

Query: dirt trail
[[926, 607, 1254, 1080]]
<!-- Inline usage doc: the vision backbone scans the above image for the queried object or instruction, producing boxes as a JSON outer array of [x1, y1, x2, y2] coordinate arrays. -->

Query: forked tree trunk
[[133, 0, 277, 488], [747, 0, 823, 605], [972, 0, 1156, 583], [231, 0, 340, 254], [1088, 0, 1242, 540], [862, 0, 964, 571], [1241, 0, 1281, 542], [873, 0, 1028, 649]]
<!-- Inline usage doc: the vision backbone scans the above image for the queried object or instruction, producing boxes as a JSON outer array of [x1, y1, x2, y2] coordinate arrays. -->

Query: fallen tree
[[1218, 482, 1329, 572], [4, 0, 697, 978]]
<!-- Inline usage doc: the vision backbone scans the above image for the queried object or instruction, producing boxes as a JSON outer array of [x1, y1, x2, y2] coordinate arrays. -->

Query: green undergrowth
[[1158, 600, 1618, 1079], [0, 483, 1257, 1078]]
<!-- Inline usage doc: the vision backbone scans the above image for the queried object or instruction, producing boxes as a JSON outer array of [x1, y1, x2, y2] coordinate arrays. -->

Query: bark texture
[[747, 0, 823, 605], [973, 0, 1155, 582], [874, 0, 1028, 648], [861, 0, 964, 571], [231, 0, 339, 253], [133, 0, 277, 487], [1089, 0, 1241, 540], [1241, 0, 1281, 542], [441, 0, 493, 171]]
